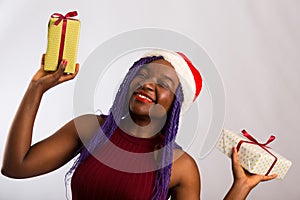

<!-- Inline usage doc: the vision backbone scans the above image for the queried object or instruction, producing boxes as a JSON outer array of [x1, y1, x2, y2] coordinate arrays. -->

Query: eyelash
[[158, 81, 170, 89], [137, 72, 147, 78], [135, 72, 171, 89]]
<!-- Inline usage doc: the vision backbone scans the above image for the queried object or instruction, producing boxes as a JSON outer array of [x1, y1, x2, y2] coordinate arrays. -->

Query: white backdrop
[[0, 0, 299, 199]]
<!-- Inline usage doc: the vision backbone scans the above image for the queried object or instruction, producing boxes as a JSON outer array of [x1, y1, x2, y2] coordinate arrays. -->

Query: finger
[[74, 63, 80, 76], [40, 54, 46, 67], [51, 60, 68, 81], [261, 174, 278, 181], [58, 59, 67, 73], [57, 63, 80, 83], [37, 54, 46, 71], [231, 146, 246, 178], [231, 146, 240, 168]]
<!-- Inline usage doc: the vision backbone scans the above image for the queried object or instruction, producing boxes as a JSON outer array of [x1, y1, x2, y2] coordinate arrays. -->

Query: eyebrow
[[160, 74, 176, 87], [142, 65, 177, 87]]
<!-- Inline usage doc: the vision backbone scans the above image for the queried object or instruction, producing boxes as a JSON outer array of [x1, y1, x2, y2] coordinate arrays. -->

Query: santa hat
[[143, 49, 202, 114]]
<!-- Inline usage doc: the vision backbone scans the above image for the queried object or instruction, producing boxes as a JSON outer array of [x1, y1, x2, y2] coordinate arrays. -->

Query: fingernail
[[232, 146, 237, 152], [63, 60, 68, 65]]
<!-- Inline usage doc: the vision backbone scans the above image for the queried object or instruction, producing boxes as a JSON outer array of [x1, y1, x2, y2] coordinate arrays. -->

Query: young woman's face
[[128, 59, 180, 119]]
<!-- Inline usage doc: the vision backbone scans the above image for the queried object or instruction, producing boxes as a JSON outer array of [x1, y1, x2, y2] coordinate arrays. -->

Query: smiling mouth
[[133, 92, 154, 103]]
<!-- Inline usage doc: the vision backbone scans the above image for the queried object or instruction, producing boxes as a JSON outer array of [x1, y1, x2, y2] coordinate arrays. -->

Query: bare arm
[[224, 147, 277, 200], [169, 151, 201, 200], [1, 55, 86, 178], [169, 147, 276, 200]]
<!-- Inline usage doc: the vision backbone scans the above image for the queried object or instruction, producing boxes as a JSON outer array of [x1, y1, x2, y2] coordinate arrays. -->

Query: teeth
[[137, 93, 152, 102]]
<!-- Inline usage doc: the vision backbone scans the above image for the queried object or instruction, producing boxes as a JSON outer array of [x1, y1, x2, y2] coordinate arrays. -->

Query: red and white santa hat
[[143, 49, 202, 114]]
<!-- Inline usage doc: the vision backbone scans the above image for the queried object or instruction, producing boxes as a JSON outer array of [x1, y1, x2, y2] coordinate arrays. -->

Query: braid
[[151, 85, 183, 200]]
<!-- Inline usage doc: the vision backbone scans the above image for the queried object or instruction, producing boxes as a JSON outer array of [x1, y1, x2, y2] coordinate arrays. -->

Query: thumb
[[59, 60, 67, 72], [52, 60, 68, 79]]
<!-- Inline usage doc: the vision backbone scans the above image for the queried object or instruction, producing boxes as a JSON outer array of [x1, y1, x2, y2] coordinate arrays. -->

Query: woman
[[1, 49, 276, 199]]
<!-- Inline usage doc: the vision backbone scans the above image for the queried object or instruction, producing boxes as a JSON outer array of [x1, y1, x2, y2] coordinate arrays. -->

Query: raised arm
[[224, 147, 277, 200], [1, 55, 85, 178]]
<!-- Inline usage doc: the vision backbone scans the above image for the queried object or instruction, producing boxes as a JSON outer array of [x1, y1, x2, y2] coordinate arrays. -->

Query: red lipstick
[[133, 91, 154, 103]]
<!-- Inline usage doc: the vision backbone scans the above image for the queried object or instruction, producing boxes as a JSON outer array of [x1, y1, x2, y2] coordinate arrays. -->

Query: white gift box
[[216, 129, 292, 179]]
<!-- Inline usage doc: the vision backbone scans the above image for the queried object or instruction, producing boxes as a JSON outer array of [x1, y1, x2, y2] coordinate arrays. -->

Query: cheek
[[129, 78, 141, 92], [124, 90, 134, 113], [159, 91, 175, 110], [128, 79, 139, 96]]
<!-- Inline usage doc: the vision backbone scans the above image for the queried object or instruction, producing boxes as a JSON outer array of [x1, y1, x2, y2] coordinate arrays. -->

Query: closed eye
[[136, 71, 148, 79], [158, 80, 171, 89]]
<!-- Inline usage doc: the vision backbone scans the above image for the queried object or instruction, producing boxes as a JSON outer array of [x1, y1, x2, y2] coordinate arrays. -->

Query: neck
[[119, 114, 166, 138]]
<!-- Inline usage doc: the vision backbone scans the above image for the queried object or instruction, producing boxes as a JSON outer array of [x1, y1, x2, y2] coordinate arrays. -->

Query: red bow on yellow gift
[[51, 11, 78, 26]]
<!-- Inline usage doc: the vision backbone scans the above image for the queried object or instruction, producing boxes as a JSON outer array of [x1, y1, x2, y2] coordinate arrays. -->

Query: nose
[[140, 79, 156, 91]]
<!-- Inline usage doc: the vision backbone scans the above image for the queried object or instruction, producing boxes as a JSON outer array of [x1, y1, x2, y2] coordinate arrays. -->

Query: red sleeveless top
[[71, 128, 164, 200]]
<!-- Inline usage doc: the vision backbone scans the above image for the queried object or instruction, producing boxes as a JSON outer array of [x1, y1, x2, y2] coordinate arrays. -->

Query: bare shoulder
[[173, 148, 196, 165], [172, 148, 200, 181], [169, 149, 201, 199], [72, 114, 106, 144]]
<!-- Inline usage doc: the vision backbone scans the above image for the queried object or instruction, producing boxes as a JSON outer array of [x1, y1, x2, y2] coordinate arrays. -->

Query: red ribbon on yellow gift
[[50, 11, 78, 65], [236, 130, 277, 175]]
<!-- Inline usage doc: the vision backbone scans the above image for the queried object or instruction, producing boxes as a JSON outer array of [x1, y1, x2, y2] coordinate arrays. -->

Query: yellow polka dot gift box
[[44, 11, 80, 74], [216, 129, 292, 179]]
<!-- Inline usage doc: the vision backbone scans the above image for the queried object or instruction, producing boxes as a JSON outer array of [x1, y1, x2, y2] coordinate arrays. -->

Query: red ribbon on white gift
[[50, 11, 78, 65], [236, 130, 277, 176]]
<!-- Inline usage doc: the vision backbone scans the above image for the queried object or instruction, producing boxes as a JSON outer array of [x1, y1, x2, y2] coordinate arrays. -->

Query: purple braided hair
[[152, 85, 183, 200], [65, 55, 184, 200]]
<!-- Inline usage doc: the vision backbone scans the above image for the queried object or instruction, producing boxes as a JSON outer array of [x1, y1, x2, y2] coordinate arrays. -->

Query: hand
[[231, 146, 277, 190], [224, 147, 277, 199], [31, 54, 79, 93]]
